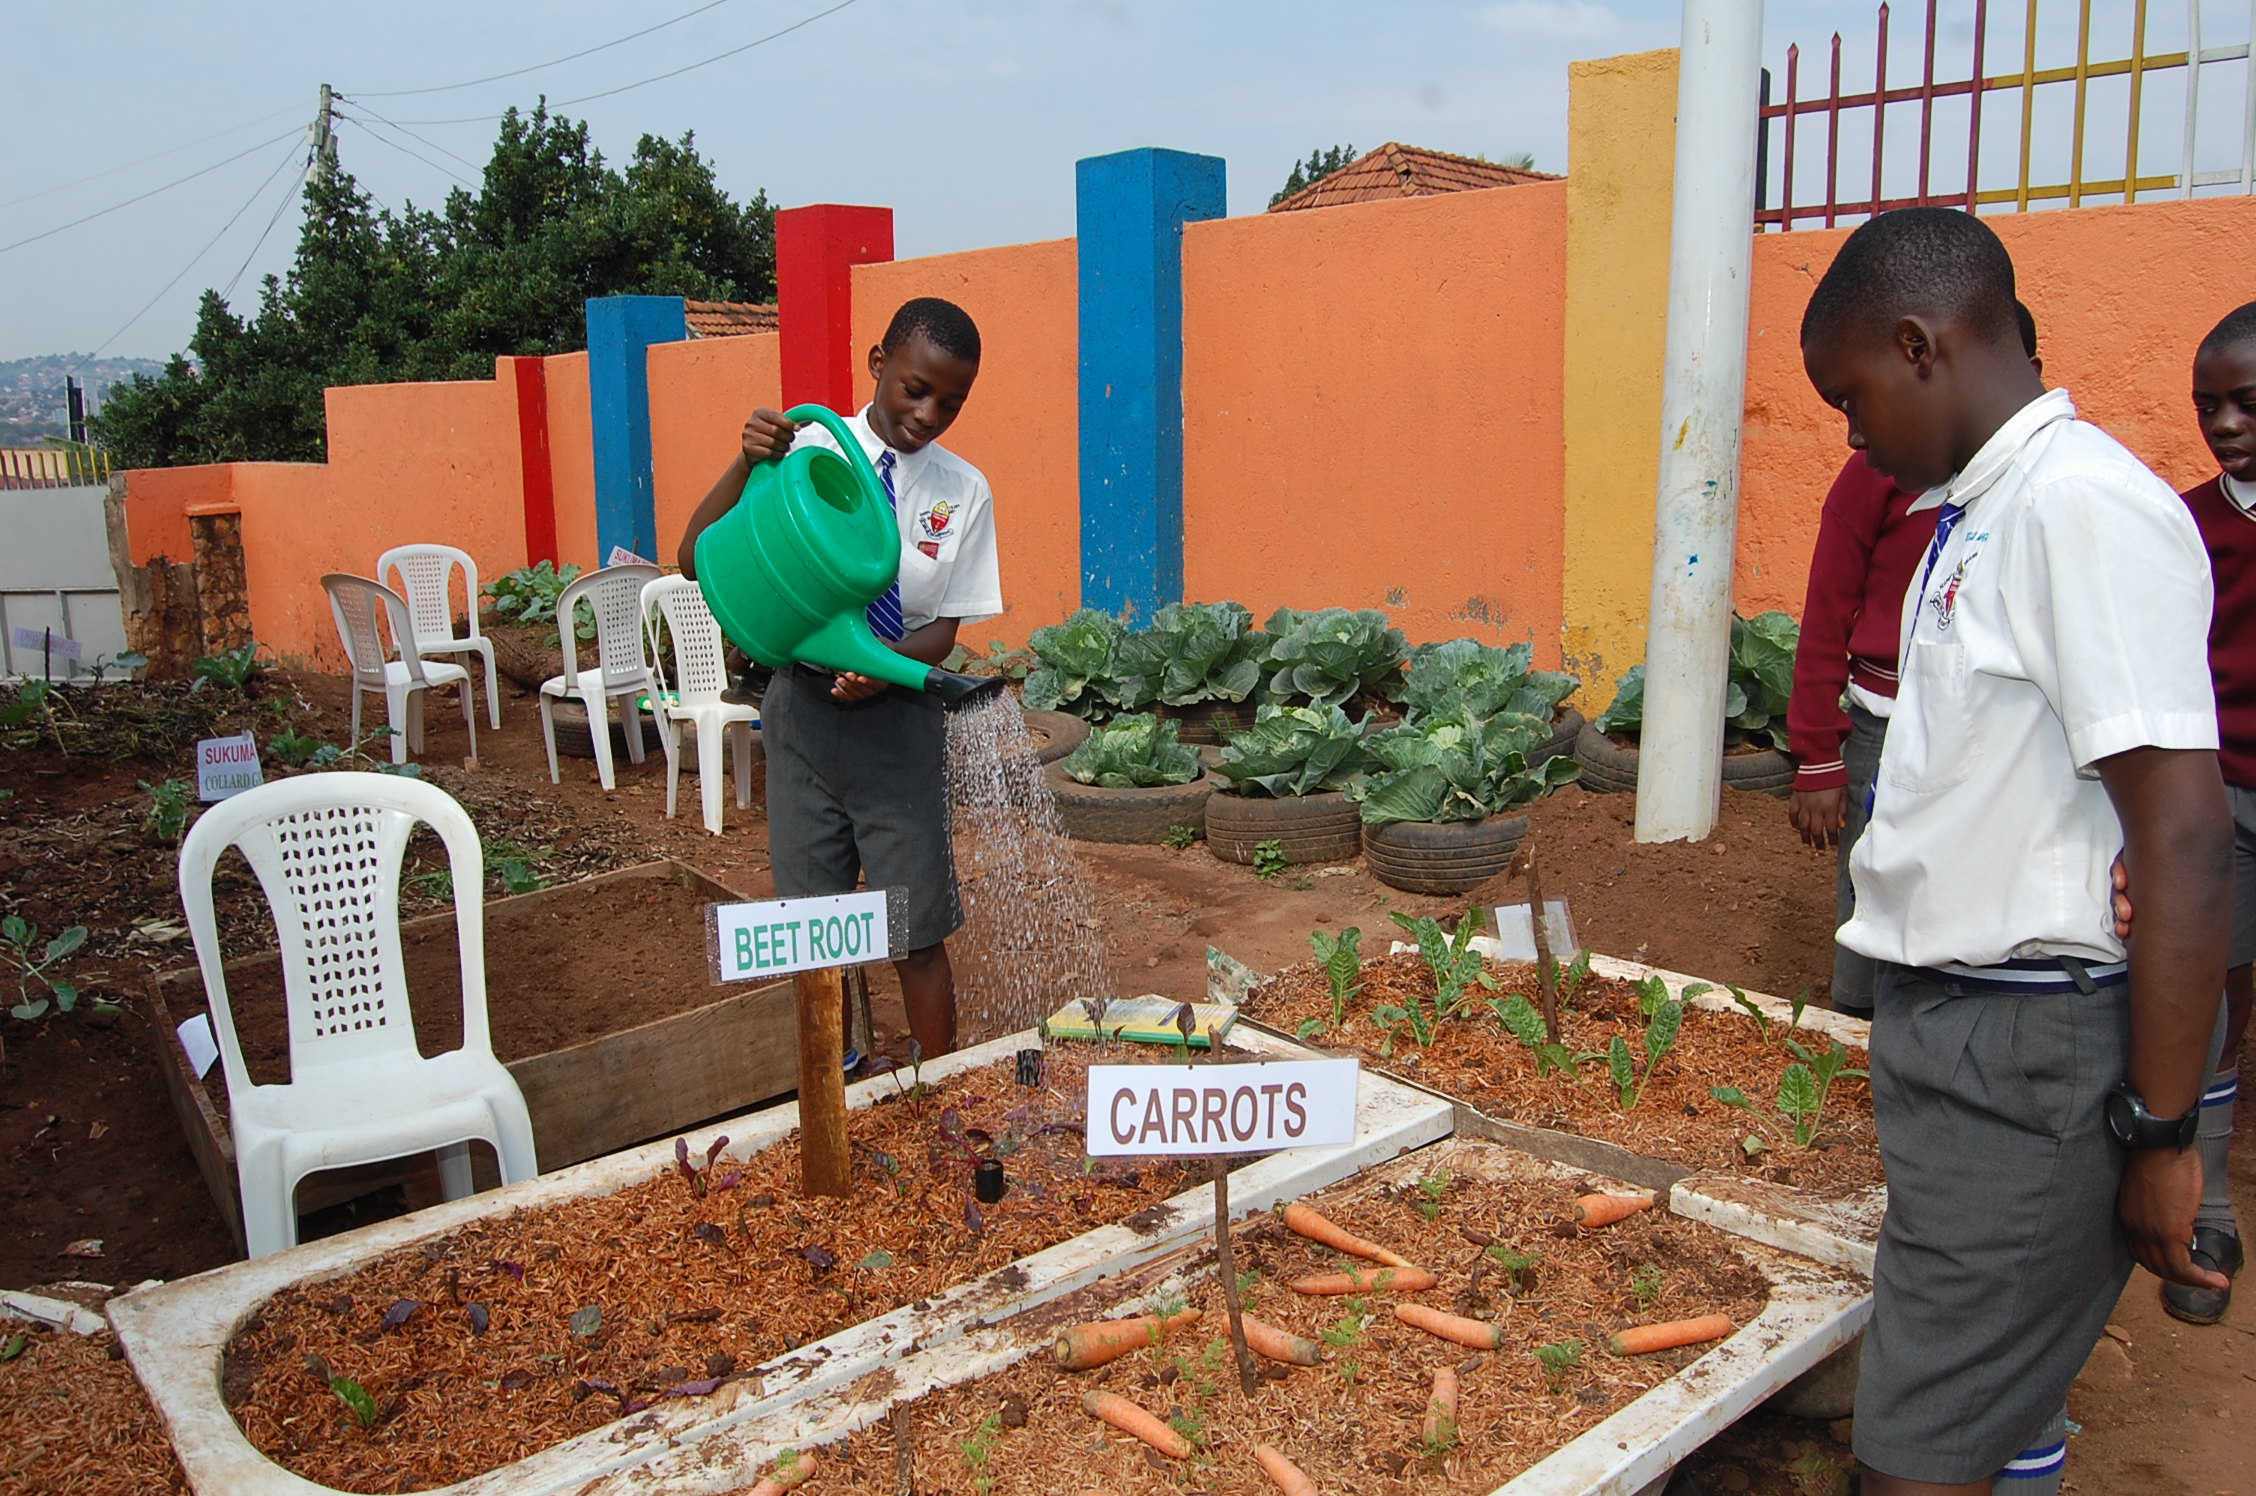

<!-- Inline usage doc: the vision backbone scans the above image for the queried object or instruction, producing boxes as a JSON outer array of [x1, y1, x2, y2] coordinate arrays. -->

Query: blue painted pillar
[[1075, 148, 1226, 618], [587, 295, 687, 564]]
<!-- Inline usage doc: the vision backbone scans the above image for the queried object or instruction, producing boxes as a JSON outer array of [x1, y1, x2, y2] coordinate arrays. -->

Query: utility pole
[[307, 84, 338, 184], [65, 376, 86, 446]]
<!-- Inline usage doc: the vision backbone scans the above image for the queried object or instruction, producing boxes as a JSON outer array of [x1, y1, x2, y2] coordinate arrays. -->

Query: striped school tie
[[866, 449, 906, 642]]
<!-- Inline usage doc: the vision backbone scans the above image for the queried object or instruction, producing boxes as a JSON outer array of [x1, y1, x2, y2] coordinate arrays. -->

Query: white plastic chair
[[323, 573, 479, 765], [177, 773, 538, 1258], [539, 562, 661, 790], [641, 575, 760, 835], [377, 543, 501, 729]]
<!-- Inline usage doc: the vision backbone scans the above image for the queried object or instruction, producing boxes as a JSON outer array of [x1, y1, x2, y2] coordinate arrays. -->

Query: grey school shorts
[[761, 666, 962, 952], [1852, 962, 2133, 1486], [2231, 783, 2256, 967]]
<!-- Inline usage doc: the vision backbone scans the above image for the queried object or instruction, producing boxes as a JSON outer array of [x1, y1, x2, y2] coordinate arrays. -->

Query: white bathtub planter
[[581, 1138, 1873, 1496], [107, 1023, 1451, 1496]]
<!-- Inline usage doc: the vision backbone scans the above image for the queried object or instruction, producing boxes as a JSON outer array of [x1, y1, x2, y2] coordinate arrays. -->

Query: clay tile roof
[[1266, 142, 1560, 213], [683, 300, 779, 338]]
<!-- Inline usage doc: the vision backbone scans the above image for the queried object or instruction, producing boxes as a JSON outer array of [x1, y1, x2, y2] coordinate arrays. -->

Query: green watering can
[[694, 403, 1005, 708]]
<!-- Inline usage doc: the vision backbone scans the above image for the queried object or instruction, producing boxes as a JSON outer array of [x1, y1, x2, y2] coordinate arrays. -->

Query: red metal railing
[[1759, 0, 2256, 230]]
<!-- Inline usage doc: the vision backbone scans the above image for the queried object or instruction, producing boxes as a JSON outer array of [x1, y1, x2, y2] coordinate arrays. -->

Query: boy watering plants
[[1800, 207, 2228, 1496], [2159, 299, 2256, 1325], [1787, 304, 2039, 1020], [678, 297, 1001, 1062]]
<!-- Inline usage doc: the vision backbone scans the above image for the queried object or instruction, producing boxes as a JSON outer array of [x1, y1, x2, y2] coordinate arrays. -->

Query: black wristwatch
[[2105, 1082, 2199, 1152]]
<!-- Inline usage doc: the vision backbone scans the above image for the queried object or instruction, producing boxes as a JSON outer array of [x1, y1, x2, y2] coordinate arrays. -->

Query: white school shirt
[[791, 406, 1004, 632], [1838, 389, 2218, 969]]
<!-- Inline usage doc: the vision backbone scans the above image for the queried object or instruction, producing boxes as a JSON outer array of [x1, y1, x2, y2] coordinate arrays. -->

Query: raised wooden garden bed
[[107, 1026, 1453, 1496], [146, 860, 800, 1254], [604, 1138, 1870, 1496]]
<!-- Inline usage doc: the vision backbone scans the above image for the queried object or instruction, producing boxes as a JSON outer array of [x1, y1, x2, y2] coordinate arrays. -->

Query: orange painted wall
[[545, 352, 597, 571], [1181, 181, 1571, 661], [649, 332, 781, 566], [1736, 195, 2256, 617], [849, 239, 1080, 647]]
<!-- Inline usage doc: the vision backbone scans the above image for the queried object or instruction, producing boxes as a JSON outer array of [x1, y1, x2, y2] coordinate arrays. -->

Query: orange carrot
[[1052, 1307, 1202, 1369], [1423, 1365, 1460, 1446], [1283, 1201, 1412, 1267], [1288, 1265, 1438, 1296], [745, 1448, 818, 1495], [1082, 1389, 1194, 1458], [1572, 1192, 1656, 1227], [1393, 1302, 1506, 1350], [1606, 1314, 1735, 1356], [1239, 1313, 1324, 1366], [1254, 1443, 1319, 1496]]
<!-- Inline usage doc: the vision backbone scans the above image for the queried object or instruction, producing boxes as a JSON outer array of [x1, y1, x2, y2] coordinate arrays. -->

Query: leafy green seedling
[[1252, 839, 1288, 880], [331, 1375, 379, 1429], [1554, 947, 1593, 1008], [269, 727, 328, 767], [1722, 982, 1770, 1041], [141, 778, 191, 844], [961, 1410, 1003, 1493], [1309, 925, 1364, 1030], [1490, 992, 1588, 1078], [1162, 823, 1197, 851], [1630, 1262, 1664, 1306], [1717, 1036, 1868, 1147], [1391, 907, 1501, 1019], [192, 641, 267, 691], [1317, 1298, 1368, 1350], [1485, 1243, 1540, 1294], [1414, 1168, 1451, 1220], [4, 915, 87, 1022], [1534, 1338, 1585, 1393], [1, 1334, 25, 1361]]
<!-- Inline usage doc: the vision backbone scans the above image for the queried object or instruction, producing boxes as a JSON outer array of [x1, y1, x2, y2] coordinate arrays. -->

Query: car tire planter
[[1204, 789, 1364, 866], [1363, 813, 1532, 895], [1531, 705, 1585, 766], [1157, 697, 1261, 743], [545, 699, 662, 761], [1572, 720, 1794, 799], [1021, 708, 1090, 765], [1042, 763, 1219, 843]]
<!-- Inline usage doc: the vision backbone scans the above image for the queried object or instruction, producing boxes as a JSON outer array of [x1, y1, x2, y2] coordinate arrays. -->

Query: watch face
[[2105, 1088, 2137, 1144]]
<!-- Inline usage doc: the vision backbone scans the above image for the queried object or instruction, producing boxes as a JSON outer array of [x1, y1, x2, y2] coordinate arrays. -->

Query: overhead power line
[[0, 105, 304, 212], [0, 128, 304, 257], [340, 111, 478, 189], [347, 0, 749, 98], [339, 102, 482, 175]]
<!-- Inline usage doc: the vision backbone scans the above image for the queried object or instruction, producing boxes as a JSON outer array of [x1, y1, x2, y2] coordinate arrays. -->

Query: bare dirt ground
[[2, 666, 2249, 1493]]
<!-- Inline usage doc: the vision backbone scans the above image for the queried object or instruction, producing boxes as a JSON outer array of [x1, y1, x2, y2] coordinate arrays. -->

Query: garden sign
[[1086, 1057, 1358, 1156]]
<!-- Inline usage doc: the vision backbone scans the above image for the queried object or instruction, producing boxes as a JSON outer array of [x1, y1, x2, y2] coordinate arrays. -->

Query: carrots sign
[[1086, 1059, 1358, 1156]]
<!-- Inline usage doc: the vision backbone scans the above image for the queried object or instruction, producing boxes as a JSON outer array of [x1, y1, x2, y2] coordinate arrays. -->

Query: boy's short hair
[[2198, 300, 2256, 360], [1801, 207, 2018, 350], [882, 297, 982, 364]]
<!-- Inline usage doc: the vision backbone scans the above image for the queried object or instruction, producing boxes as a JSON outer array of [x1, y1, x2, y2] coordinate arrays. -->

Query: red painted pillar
[[777, 204, 895, 411], [511, 355, 559, 568]]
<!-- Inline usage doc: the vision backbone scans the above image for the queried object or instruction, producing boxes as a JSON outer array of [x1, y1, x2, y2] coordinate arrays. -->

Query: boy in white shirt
[[1799, 208, 2229, 1495], [679, 298, 1002, 1060]]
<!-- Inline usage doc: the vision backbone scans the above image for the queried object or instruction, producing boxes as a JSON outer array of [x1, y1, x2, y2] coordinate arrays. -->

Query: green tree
[[95, 103, 775, 467], [1270, 144, 1359, 207]]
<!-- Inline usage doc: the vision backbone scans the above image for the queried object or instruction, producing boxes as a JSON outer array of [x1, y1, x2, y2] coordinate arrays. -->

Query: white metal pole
[[1634, 0, 1766, 844]]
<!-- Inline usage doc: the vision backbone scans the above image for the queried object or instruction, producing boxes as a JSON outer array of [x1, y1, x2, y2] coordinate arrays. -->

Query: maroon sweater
[[2181, 475, 2256, 788], [1787, 454, 1941, 792]]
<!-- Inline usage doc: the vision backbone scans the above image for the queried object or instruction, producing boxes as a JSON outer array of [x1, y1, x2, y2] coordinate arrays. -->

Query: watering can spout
[[927, 670, 1009, 709]]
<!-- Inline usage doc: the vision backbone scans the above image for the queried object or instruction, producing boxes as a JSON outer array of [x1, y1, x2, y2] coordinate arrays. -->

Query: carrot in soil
[[1288, 1265, 1439, 1296], [1394, 1301, 1506, 1350], [1082, 1389, 1194, 1458], [1239, 1313, 1324, 1366], [1606, 1314, 1735, 1356], [1572, 1191, 1656, 1227], [1424, 1365, 1461, 1446], [1052, 1308, 1202, 1370], [1282, 1201, 1413, 1267], [1255, 1442, 1320, 1496], [745, 1448, 819, 1495]]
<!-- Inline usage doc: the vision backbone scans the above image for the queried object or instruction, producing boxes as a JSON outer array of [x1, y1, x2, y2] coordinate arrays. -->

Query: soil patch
[[221, 1045, 1247, 1492], [1245, 952, 1881, 1193], [814, 1140, 1770, 1495]]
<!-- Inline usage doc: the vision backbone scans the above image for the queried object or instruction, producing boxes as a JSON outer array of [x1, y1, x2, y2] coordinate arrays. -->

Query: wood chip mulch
[[222, 1046, 1228, 1493], [807, 1141, 1773, 1496], [0, 1327, 187, 1495], [1245, 952, 1883, 1192]]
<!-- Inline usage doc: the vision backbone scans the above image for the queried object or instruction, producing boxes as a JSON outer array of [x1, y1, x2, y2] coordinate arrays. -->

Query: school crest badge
[[917, 499, 956, 540]]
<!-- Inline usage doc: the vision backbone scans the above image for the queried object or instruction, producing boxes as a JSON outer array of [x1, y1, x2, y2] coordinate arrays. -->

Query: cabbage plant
[[1023, 608, 1148, 719], [1350, 711, 1582, 825], [1213, 703, 1373, 798], [1590, 611, 1799, 750], [1261, 607, 1409, 710], [1060, 713, 1203, 788], [1114, 601, 1268, 707], [1400, 638, 1579, 726]]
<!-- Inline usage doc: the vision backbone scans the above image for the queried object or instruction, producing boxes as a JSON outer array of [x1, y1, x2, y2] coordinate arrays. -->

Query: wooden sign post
[[708, 890, 895, 1199]]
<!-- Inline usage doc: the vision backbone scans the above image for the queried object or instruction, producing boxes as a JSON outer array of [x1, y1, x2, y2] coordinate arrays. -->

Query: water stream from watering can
[[943, 694, 1116, 1042]]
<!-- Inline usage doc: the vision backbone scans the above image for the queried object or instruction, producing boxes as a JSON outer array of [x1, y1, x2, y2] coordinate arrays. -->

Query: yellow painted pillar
[[1560, 48, 1680, 706]]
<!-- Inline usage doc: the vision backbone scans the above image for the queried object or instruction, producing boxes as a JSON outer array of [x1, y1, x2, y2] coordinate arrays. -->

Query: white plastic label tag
[[1085, 1059, 1359, 1156]]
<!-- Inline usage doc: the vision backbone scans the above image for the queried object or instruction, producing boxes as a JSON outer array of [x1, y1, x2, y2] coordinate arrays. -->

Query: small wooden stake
[[1517, 844, 1560, 1043], [891, 1403, 916, 1495], [795, 966, 851, 1197], [1184, 1004, 1258, 1398]]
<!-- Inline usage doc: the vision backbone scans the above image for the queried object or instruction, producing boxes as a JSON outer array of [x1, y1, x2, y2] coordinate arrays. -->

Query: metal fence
[[0, 445, 112, 490], [1758, 0, 2256, 229]]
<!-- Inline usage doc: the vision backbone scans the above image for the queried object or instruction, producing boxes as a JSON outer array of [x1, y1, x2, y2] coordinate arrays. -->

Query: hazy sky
[[1, 0, 2236, 364]]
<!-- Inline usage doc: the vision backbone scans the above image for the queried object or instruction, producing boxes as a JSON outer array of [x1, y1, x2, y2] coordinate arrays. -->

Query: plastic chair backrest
[[377, 544, 480, 647], [323, 574, 430, 688], [642, 576, 731, 707], [176, 773, 492, 1095], [556, 563, 661, 694]]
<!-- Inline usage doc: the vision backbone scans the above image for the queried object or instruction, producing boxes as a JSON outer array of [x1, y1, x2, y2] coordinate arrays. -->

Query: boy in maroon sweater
[[1788, 304, 2038, 1018], [2167, 299, 2256, 1323]]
